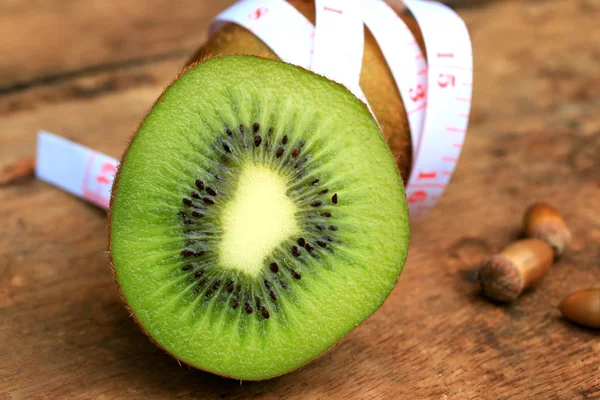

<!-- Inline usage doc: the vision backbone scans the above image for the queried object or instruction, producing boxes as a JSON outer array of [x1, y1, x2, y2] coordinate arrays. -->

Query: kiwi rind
[[109, 55, 409, 380]]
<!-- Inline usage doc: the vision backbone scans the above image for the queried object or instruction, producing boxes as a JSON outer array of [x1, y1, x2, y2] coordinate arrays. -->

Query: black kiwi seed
[[254, 135, 262, 147], [203, 197, 215, 205], [223, 143, 232, 153], [291, 148, 300, 158], [239, 124, 245, 134], [316, 224, 326, 231], [326, 236, 334, 242], [252, 122, 260, 133], [311, 179, 319, 186], [297, 238, 306, 247], [183, 198, 193, 206], [291, 246, 301, 257], [226, 281, 234, 293], [311, 201, 322, 207], [305, 243, 314, 253], [319, 189, 329, 194], [182, 264, 192, 271], [295, 157, 308, 169], [182, 250, 194, 257], [276, 147, 284, 158], [261, 308, 270, 319], [291, 270, 301, 280], [191, 192, 201, 199], [317, 240, 327, 247], [232, 298, 239, 309], [282, 135, 288, 144], [322, 212, 332, 218], [332, 193, 338, 204], [270, 291, 277, 301], [329, 225, 338, 231], [270, 262, 279, 273], [205, 289, 214, 297], [245, 303, 253, 314], [195, 270, 204, 278], [206, 187, 217, 196], [191, 211, 203, 218], [225, 128, 232, 136]]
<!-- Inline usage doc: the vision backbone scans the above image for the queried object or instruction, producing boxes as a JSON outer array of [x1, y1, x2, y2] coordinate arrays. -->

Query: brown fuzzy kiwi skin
[[189, 0, 425, 182], [107, 55, 406, 381]]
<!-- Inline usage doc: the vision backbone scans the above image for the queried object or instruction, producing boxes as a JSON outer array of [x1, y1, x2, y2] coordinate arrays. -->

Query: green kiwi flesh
[[109, 55, 409, 380]]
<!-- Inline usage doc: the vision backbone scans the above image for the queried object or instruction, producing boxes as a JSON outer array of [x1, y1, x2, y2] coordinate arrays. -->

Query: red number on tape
[[96, 162, 116, 185], [438, 73, 456, 88], [408, 190, 427, 204], [409, 84, 426, 102], [101, 162, 117, 175], [248, 7, 268, 20]]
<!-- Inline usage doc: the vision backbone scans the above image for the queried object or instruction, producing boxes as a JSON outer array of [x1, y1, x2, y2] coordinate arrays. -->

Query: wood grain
[[0, 0, 235, 90], [1, 0, 600, 399]]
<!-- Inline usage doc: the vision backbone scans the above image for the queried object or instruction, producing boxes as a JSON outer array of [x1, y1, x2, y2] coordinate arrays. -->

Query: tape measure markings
[[213, 0, 373, 110], [36, 131, 118, 209], [363, 0, 426, 158], [311, 0, 364, 88], [403, 0, 473, 218], [35, 0, 473, 220], [212, 0, 315, 69]]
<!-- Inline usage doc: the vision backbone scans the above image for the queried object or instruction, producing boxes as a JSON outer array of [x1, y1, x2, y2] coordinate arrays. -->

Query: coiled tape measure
[[36, 0, 473, 218]]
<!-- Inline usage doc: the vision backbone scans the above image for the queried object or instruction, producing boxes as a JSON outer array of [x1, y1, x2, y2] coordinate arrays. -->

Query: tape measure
[[36, 0, 473, 218]]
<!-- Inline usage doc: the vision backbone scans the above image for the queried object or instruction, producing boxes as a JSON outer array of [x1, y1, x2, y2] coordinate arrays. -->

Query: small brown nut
[[523, 202, 571, 257], [478, 238, 554, 302], [559, 289, 600, 329]]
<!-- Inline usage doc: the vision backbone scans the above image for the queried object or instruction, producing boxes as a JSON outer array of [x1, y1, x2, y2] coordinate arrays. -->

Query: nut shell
[[478, 255, 522, 302], [559, 289, 600, 329], [478, 239, 554, 302], [523, 203, 571, 256]]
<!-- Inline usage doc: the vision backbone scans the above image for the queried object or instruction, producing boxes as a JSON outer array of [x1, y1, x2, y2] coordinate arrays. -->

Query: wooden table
[[1, 1, 599, 398]]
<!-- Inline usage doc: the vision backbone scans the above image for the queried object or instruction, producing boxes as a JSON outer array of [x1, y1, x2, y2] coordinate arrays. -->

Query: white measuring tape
[[35, 0, 473, 218]]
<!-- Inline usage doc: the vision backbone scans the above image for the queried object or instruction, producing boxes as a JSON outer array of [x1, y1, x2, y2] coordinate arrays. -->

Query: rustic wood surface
[[1, 0, 599, 398]]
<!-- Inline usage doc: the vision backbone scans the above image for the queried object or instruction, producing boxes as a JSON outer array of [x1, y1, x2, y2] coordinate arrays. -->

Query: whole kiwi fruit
[[188, 0, 425, 181]]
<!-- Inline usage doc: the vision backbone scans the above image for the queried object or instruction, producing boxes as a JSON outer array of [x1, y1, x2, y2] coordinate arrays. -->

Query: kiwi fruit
[[109, 55, 409, 380], [189, 0, 425, 182]]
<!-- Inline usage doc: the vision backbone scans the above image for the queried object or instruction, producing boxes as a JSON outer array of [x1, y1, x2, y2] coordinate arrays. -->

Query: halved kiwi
[[109, 55, 409, 381]]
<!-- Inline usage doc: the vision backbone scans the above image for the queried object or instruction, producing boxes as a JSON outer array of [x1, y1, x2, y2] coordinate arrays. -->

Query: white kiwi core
[[218, 163, 299, 276]]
